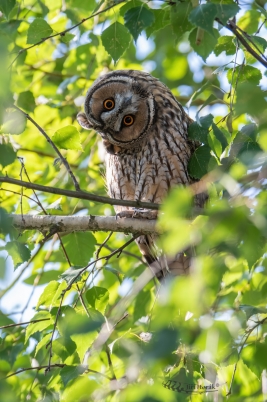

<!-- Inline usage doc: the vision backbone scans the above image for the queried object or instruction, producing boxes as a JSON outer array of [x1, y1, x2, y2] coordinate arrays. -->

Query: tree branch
[[0, 176, 160, 210], [10, 214, 158, 235], [223, 19, 267, 69]]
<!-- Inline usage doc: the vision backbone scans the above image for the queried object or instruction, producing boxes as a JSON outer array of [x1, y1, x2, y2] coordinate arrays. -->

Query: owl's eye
[[123, 115, 134, 126], [103, 99, 115, 110]]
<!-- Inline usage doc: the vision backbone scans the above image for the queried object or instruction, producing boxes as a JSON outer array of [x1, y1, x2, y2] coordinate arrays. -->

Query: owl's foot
[[116, 209, 157, 220]]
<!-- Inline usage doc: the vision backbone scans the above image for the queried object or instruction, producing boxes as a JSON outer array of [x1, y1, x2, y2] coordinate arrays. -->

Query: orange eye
[[123, 115, 134, 126], [103, 99, 115, 110]]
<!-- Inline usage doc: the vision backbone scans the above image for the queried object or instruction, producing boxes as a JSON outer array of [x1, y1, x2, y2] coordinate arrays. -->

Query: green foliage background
[[0, 0, 267, 400]]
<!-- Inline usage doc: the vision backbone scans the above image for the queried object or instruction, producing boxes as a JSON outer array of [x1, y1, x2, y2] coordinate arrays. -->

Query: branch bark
[[11, 214, 158, 235], [0, 176, 159, 210]]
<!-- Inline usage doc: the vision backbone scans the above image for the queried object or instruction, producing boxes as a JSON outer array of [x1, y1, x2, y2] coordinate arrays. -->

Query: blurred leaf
[[212, 123, 228, 152], [17, 91, 35, 113], [5, 241, 31, 269], [52, 126, 83, 151], [188, 114, 213, 144], [238, 10, 261, 34], [27, 18, 53, 44], [25, 311, 53, 343], [0, 207, 12, 234], [23, 270, 60, 285], [189, 3, 217, 36], [36, 280, 66, 308], [146, 9, 170, 38], [101, 22, 131, 63], [215, 3, 240, 25], [60, 365, 87, 387], [188, 145, 217, 179], [189, 28, 219, 61], [60, 33, 75, 44], [124, 6, 155, 41], [60, 266, 85, 285], [170, 1, 193, 40], [235, 83, 267, 119], [1, 109, 26, 135], [0, 0, 16, 19], [85, 286, 109, 314]]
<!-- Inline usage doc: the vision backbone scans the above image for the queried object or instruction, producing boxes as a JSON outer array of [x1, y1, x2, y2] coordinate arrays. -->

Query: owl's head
[[77, 70, 157, 149]]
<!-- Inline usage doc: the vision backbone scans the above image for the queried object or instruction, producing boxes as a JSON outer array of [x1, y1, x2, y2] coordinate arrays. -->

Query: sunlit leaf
[[5, 241, 31, 269], [52, 126, 83, 151], [27, 18, 53, 44], [25, 311, 53, 343], [85, 286, 109, 314], [36, 281, 66, 308], [101, 22, 131, 63], [17, 91, 35, 113], [61, 232, 96, 266]]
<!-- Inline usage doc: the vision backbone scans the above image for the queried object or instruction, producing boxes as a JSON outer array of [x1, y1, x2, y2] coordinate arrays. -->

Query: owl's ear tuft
[[77, 112, 93, 130]]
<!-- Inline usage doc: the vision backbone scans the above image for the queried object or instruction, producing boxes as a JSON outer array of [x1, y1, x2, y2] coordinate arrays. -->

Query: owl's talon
[[132, 208, 158, 219], [116, 210, 134, 219]]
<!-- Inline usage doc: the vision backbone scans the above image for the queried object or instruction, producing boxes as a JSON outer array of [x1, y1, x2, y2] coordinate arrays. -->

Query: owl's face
[[77, 71, 156, 148]]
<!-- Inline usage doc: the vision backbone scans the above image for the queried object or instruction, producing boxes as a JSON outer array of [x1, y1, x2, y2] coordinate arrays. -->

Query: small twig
[[226, 316, 267, 396], [2, 364, 112, 380], [223, 19, 267, 69], [13, 105, 80, 191], [0, 318, 50, 330]]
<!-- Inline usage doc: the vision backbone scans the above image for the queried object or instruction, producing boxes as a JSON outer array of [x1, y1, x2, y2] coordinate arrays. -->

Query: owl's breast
[[105, 131, 192, 210]]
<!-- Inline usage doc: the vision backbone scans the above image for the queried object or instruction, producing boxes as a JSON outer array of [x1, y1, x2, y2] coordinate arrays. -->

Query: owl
[[77, 70, 205, 280]]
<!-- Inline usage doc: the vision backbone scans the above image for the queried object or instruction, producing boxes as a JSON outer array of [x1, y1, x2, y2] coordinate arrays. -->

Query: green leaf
[[101, 22, 131, 63], [1, 109, 26, 135], [188, 145, 217, 179], [5, 241, 30, 269], [189, 28, 219, 61], [214, 36, 236, 56], [52, 125, 83, 151], [36, 281, 66, 308], [239, 304, 267, 320], [240, 124, 258, 142], [17, 91, 35, 113], [60, 365, 87, 388], [71, 332, 98, 362], [170, 2, 193, 40], [25, 311, 53, 343], [62, 232, 96, 266], [235, 83, 267, 119], [238, 10, 261, 34], [60, 33, 75, 44], [189, 3, 217, 36], [124, 6, 155, 41], [85, 286, 109, 314], [0, 0, 16, 19], [53, 336, 77, 361], [212, 123, 228, 152], [23, 270, 60, 285], [62, 377, 98, 402], [215, 3, 240, 25], [188, 114, 213, 144], [0, 143, 16, 168], [35, 333, 51, 356], [146, 9, 170, 38], [27, 18, 53, 44], [227, 65, 262, 85], [0, 207, 12, 234], [60, 266, 85, 286]]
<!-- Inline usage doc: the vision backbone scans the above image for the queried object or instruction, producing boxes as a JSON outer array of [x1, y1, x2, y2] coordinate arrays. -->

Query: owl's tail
[[136, 235, 191, 281]]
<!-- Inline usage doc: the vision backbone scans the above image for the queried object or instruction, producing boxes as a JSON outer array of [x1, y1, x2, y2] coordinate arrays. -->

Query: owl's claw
[[116, 209, 157, 220], [132, 208, 158, 219]]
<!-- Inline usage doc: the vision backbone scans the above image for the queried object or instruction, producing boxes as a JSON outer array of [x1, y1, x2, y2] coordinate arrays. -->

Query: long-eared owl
[[77, 70, 205, 280]]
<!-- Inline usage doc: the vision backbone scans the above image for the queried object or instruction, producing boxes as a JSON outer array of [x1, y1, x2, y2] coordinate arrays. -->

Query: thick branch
[[0, 176, 159, 210], [11, 214, 158, 235]]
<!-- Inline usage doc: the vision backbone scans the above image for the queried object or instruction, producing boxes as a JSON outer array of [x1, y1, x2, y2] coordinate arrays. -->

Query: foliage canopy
[[0, 0, 267, 400]]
